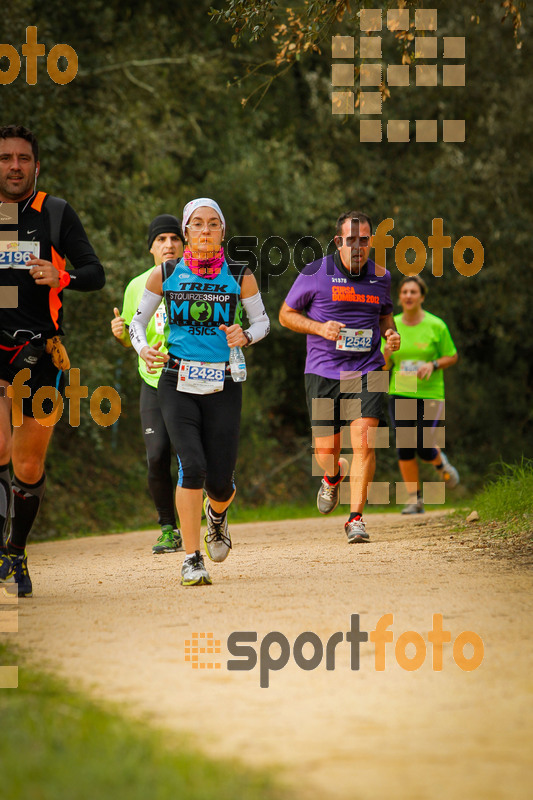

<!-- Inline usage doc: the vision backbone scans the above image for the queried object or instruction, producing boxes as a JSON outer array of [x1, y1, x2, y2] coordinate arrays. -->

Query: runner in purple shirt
[[280, 210, 400, 543]]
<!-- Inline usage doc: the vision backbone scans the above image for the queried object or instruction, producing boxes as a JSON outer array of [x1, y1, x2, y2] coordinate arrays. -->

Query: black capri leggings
[[157, 370, 242, 502], [388, 395, 444, 462]]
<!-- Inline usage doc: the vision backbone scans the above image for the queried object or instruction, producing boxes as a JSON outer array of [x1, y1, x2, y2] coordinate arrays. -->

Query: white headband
[[182, 198, 225, 235]]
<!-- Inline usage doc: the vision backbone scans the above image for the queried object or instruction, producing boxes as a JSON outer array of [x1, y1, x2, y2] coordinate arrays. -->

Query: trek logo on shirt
[[166, 287, 237, 328], [332, 286, 380, 304]]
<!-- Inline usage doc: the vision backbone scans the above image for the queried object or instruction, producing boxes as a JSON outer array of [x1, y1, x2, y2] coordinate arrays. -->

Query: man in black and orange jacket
[[0, 124, 105, 596]]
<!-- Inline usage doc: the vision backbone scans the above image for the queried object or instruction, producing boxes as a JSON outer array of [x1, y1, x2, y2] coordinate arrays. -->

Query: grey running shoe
[[180, 551, 212, 586], [401, 498, 425, 514], [439, 452, 460, 489], [345, 517, 370, 543], [317, 457, 349, 515], [204, 498, 232, 563], [152, 525, 183, 554]]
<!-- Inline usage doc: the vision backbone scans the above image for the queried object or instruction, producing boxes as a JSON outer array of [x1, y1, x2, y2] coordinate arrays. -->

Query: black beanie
[[147, 214, 184, 250]]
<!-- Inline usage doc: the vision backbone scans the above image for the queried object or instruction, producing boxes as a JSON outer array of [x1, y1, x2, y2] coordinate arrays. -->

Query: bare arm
[[279, 301, 343, 341], [417, 352, 458, 380], [241, 271, 259, 299], [379, 313, 397, 339], [436, 353, 458, 369], [379, 313, 401, 357], [145, 265, 163, 295]]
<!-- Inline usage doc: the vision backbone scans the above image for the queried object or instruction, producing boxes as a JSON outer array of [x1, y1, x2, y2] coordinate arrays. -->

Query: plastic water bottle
[[229, 346, 247, 382]]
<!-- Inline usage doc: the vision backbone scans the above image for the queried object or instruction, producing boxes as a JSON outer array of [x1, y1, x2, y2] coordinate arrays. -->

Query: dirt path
[[7, 511, 533, 800]]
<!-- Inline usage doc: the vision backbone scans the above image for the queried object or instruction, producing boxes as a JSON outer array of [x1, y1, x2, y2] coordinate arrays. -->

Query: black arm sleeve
[[57, 203, 106, 291]]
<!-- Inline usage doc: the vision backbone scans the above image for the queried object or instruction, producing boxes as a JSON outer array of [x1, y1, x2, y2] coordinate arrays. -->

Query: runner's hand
[[28, 258, 60, 288], [384, 328, 401, 352], [140, 341, 169, 373], [219, 324, 248, 348], [111, 308, 126, 339], [320, 320, 344, 341], [417, 362, 434, 380]]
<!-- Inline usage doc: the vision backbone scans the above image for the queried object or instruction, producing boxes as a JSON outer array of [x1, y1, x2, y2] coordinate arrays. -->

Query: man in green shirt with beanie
[[111, 215, 184, 551]]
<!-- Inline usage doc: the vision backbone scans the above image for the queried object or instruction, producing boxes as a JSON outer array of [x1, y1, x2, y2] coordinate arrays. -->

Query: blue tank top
[[161, 258, 244, 362]]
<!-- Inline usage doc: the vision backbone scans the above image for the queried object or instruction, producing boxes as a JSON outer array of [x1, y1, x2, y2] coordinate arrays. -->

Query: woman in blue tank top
[[129, 198, 270, 586]]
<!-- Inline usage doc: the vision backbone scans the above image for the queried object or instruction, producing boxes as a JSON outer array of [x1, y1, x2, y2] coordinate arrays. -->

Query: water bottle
[[229, 346, 247, 382]]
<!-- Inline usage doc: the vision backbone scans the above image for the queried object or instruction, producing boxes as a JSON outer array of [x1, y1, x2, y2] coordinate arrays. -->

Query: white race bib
[[177, 360, 225, 395], [399, 360, 423, 375], [0, 241, 40, 268], [154, 302, 167, 335], [336, 328, 373, 352]]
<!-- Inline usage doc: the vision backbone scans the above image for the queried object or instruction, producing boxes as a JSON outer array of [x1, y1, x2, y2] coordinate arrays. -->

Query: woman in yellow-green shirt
[[383, 275, 459, 514]]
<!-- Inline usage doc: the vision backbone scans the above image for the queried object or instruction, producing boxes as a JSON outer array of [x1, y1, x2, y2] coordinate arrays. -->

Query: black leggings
[[139, 381, 176, 528], [388, 395, 444, 461], [157, 370, 242, 502]]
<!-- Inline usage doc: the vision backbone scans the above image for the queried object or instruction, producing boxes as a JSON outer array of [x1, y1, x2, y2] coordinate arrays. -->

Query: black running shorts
[[0, 348, 65, 419], [305, 371, 385, 435]]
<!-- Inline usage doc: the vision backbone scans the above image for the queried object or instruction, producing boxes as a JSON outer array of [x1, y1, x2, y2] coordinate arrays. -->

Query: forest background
[[1, 0, 530, 537]]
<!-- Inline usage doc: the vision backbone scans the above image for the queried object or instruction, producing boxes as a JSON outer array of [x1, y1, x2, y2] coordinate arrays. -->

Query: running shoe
[[317, 457, 349, 515], [0, 552, 14, 581], [345, 517, 370, 543], [439, 452, 460, 489], [11, 552, 33, 597], [203, 498, 232, 563], [180, 551, 212, 586], [401, 498, 425, 515], [152, 525, 183, 554]]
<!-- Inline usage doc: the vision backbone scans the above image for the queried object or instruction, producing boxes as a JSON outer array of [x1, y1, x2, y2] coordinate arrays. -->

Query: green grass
[[455, 459, 533, 538], [227, 497, 460, 524], [0, 642, 288, 800]]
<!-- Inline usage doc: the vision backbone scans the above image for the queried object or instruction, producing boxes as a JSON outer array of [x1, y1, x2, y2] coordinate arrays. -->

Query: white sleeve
[[129, 289, 163, 355], [241, 292, 270, 344]]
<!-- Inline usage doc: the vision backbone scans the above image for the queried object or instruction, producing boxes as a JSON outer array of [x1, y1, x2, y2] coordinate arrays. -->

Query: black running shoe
[[0, 552, 14, 582], [11, 552, 33, 597]]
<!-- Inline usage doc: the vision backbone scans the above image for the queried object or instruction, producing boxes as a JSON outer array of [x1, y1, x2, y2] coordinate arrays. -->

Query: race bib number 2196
[[0, 241, 40, 268]]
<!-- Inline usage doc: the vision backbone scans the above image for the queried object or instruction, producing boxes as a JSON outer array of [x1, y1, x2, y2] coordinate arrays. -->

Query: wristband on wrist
[[432, 360, 440, 370], [243, 330, 253, 346], [58, 270, 71, 289]]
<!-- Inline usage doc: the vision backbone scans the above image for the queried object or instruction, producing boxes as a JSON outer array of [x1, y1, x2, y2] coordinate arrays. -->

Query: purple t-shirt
[[284, 254, 393, 379]]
